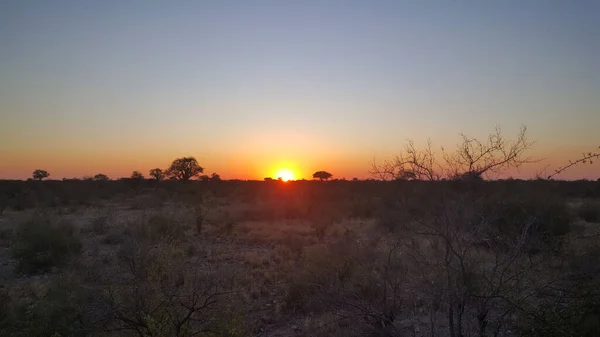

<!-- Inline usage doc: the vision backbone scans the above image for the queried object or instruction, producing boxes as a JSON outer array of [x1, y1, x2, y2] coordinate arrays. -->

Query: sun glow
[[274, 168, 296, 181]]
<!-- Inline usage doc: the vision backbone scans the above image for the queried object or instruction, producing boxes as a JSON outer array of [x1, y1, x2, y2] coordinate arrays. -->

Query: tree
[[93, 173, 109, 181], [371, 126, 533, 181], [131, 171, 144, 180], [149, 168, 164, 181], [166, 157, 204, 181], [313, 171, 333, 181], [32, 169, 50, 181], [210, 173, 221, 182]]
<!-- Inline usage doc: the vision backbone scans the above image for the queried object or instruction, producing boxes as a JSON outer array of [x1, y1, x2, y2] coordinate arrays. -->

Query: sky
[[1, 0, 599, 180]]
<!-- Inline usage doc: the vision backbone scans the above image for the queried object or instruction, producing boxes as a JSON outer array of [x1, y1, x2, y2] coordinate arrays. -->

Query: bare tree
[[372, 126, 534, 181]]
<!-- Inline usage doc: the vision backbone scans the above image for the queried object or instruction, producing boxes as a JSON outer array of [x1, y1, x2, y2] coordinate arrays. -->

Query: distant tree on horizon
[[149, 168, 164, 181], [166, 157, 204, 181], [131, 171, 144, 180], [210, 173, 221, 181], [32, 169, 50, 181], [93, 173, 110, 181], [312, 171, 333, 181], [264, 177, 274, 182], [199, 174, 210, 182]]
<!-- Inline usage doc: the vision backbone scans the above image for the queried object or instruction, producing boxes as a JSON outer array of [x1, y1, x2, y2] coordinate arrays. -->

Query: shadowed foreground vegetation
[[0, 178, 599, 337]]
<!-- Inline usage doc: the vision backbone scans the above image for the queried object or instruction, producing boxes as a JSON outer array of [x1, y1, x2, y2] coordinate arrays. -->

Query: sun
[[274, 168, 296, 181]]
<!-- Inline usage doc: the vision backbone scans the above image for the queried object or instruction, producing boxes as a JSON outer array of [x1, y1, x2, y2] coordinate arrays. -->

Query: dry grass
[[1, 180, 599, 336]]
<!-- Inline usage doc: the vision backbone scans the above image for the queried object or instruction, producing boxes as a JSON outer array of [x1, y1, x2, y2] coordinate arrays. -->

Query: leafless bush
[[92, 241, 242, 336], [372, 126, 533, 181]]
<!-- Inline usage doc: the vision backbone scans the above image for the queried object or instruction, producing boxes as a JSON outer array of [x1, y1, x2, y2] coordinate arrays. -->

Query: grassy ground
[[0, 179, 599, 336]]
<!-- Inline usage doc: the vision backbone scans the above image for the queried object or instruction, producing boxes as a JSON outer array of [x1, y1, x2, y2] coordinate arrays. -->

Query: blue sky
[[1, 0, 599, 179]]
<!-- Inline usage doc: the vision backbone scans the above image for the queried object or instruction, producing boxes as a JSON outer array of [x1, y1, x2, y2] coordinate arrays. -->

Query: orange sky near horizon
[[1, 134, 598, 181]]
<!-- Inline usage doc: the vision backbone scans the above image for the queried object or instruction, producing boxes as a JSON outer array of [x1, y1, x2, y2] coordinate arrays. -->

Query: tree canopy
[[149, 168, 164, 181], [93, 174, 110, 181], [313, 171, 333, 181], [166, 157, 204, 181], [32, 169, 50, 181]]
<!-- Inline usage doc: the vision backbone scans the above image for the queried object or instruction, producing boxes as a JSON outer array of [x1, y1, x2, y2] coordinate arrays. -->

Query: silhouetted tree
[[313, 171, 333, 181], [131, 171, 144, 180], [166, 157, 204, 181], [199, 175, 210, 182], [93, 174, 110, 181], [210, 173, 221, 182], [32, 169, 50, 181], [264, 177, 274, 182], [149, 168, 164, 181], [372, 126, 533, 181]]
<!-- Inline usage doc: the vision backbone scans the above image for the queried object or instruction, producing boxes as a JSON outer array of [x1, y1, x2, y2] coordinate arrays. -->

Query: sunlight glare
[[274, 168, 295, 181]]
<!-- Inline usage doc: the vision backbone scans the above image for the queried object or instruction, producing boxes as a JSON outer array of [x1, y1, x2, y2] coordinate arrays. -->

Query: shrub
[[11, 217, 82, 274], [480, 192, 572, 253], [578, 200, 600, 223], [517, 281, 600, 337], [5, 281, 86, 337], [91, 215, 110, 235], [0, 290, 9, 333], [125, 213, 188, 242]]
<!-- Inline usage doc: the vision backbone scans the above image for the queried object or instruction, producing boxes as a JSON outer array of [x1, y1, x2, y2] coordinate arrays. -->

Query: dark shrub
[[479, 192, 572, 253], [11, 217, 82, 274], [578, 201, 600, 223], [5, 281, 86, 337]]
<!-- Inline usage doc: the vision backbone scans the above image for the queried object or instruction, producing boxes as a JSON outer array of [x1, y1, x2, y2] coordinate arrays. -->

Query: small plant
[[146, 213, 186, 241], [91, 214, 112, 235], [310, 220, 330, 241], [11, 217, 82, 274]]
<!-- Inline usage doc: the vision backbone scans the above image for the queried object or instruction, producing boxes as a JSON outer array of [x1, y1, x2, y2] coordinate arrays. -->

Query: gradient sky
[[1, 0, 599, 180]]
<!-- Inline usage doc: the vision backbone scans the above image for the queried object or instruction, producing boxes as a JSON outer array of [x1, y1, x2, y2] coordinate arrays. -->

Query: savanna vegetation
[[1, 131, 599, 337]]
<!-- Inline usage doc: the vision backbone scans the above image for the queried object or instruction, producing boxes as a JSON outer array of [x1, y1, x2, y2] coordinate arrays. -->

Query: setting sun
[[274, 168, 296, 181]]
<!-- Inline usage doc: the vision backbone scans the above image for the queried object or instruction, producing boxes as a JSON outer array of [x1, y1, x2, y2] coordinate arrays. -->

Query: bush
[[0, 290, 9, 333], [517, 281, 600, 337], [11, 217, 82, 274], [480, 192, 572, 253], [125, 213, 188, 243], [579, 200, 600, 223], [3, 281, 86, 337]]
